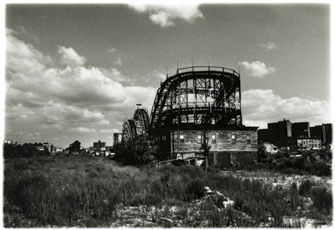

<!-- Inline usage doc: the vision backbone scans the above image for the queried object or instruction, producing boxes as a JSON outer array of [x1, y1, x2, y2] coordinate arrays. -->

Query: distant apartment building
[[43, 142, 56, 153], [258, 120, 332, 149], [323, 123, 333, 145], [258, 119, 295, 149], [292, 122, 310, 138], [297, 137, 321, 150], [113, 133, 122, 146], [93, 140, 106, 153], [268, 119, 292, 139], [310, 123, 333, 146], [310, 125, 323, 139], [69, 140, 81, 152]]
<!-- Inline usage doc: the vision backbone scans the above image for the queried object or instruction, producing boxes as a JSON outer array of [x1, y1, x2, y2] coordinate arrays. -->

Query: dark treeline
[[3, 143, 50, 158]]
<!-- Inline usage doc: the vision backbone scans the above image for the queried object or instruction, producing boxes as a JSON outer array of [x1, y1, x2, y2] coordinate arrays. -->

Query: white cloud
[[57, 46, 86, 67], [123, 86, 156, 110], [99, 67, 135, 84], [113, 58, 122, 66], [6, 34, 53, 76], [150, 70, 166, 81], [108, 48, 122, 65], [5, 33, 157, 147], [41, 123, 63, 129], [6, 28, 15, 35], [242, 89, 331, 128], [129, 4, 203, 27], [100, 128, 119, 134], [98, 119, 111, 125], [27, 132, 41, 138], [108, 48, 117, 53], [239, 61, 275, 78], [259, 42, 277, 50], [69, 127, 97, 133], [149, 11, 174, 27]]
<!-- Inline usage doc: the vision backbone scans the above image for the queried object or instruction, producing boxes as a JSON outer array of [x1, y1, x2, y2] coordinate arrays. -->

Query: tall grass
[[3, 155, 332, 227]]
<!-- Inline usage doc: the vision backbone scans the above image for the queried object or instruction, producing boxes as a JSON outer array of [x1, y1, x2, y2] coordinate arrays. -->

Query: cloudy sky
[[4, 2, 332, 148]]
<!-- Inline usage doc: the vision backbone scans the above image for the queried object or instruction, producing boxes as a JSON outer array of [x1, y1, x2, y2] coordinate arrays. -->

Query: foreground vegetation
[[257, 146, 332, 177], [3, 154, 332, 228]]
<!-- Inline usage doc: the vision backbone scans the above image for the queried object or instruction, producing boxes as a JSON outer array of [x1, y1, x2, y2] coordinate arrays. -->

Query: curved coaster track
[[122, 66, 242, 143], [150, 66, 242, 131], [122, 108, 150, 143]]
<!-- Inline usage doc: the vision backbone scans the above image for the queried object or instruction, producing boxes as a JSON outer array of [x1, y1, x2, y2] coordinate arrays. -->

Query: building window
[[197, 134, 202, 143], [246, 134, 251, 144], [211, 134, 216, 144], [180, 134, 184, 143], [232, 133, 236, 144]]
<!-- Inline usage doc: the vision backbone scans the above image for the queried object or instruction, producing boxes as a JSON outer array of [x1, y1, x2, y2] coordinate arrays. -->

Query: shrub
[[310, 161, 331, 176], [290, 182, 299, 211], [13, 159, 30, 171], [142, 193, 163, 206], [185, 179, 205, 201], [299, 179, 313, 196], [208, 209, 228, 227], [311, 186, 333, 215], [114, 134, 158, 166]]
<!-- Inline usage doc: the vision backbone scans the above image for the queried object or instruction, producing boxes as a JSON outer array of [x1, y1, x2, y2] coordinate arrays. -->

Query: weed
[[3, 155, 332, 227], [311, 186, 332, 215], [299, 179, 314, 196]]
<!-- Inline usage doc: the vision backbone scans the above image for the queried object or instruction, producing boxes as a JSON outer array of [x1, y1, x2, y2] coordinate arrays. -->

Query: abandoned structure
[[118, 66, 258, 168]]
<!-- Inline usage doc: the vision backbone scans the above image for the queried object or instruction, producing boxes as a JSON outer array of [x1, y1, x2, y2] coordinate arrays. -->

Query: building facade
[[297, 137, 321, 150], [93, 140, 106, 153], [69, 140, 81, 152], [258, 120, 332, 150], [292, 122, 310, 138]]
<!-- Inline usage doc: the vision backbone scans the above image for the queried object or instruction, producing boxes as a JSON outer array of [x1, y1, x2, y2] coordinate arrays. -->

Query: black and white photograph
[[2, 0, 333, 228]]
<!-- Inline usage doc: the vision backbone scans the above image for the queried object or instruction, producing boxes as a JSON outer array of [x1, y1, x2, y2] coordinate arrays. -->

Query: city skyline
[[3, 2, 333, 148]]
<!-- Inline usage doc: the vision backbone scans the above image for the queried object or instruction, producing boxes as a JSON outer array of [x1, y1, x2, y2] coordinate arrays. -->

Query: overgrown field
[[3, 155, 333, 228]]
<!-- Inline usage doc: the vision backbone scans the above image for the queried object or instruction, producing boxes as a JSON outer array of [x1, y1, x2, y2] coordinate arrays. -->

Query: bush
[[114, 134, 158, 166], [13, 159, 30, 171], [310, 161, 331, 176], [311, 186, 333, 215], [299, 179, 313, 196], [185, 179, 205, 201]]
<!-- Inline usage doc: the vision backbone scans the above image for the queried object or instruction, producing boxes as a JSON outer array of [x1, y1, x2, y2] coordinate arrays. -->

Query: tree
[[199, 131, 211, 156], [114, 134, 158, 166], [258, 144, 270, 163]]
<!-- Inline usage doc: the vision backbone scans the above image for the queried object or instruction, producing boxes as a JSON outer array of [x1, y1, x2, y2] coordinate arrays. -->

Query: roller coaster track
[[122, 108, 150, 143], [149, 66, 242, 131]]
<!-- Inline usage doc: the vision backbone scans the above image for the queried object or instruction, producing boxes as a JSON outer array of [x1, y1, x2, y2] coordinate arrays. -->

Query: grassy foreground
[[3, 154, 332, 228]]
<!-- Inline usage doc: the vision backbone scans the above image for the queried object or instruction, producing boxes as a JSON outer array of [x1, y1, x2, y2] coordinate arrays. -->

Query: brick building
[[152, 124, 258, 168]]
